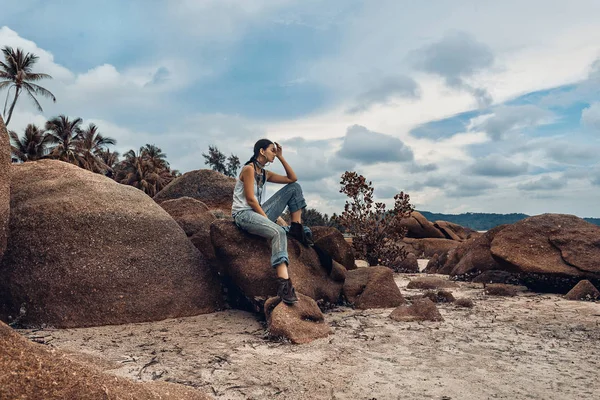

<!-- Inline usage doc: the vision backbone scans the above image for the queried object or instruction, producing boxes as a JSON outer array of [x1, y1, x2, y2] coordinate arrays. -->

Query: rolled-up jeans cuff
[[272, 254, 289, 268], [288, 198, 307, 213]]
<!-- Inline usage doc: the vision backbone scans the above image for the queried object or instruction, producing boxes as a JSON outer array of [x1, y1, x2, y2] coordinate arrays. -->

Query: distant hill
[[418, 211, 600, 231]]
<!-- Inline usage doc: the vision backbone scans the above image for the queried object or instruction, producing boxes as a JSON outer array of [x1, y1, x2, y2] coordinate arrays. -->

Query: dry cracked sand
[[16, 266, 600, 400]]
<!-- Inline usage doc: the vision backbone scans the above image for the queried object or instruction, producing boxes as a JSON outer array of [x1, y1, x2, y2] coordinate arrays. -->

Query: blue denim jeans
[[233, 182, 307, 268]]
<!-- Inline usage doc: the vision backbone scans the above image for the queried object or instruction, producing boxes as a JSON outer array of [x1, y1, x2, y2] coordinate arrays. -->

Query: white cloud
[[581, 102, 600, 130]]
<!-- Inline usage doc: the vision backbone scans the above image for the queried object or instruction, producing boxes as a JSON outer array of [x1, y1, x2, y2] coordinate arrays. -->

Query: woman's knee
[[287, 182, 302, 192]]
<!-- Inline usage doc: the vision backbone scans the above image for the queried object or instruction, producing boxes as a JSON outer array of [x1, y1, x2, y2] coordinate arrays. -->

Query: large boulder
[[153, 169, 235, 211], [402, 237, 460, 258], [434, 220, 471, 241], [0, 116, 9, 263], [159, 197, 217, 261], [399, 211, 445, 239], [490, 214, 600, 292], [0, 321, 211, 400], [343, 267, 406, 309], [210, 220, 343, 311], [311, 226, 356, 270], [264, 294, 332, 344], [447, 225, 508, 278], [0, 160, 223, 328]]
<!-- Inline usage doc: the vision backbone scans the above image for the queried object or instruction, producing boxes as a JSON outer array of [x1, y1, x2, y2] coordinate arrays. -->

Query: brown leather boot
[[277, 278, 299, 304]]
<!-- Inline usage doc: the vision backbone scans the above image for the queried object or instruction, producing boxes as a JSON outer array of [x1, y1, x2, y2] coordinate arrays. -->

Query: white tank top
[[231, 167, 267, 216]]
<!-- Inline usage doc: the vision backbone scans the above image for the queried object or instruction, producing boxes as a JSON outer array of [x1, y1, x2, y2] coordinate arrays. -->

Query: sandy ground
[[17, 264, 600, 400]]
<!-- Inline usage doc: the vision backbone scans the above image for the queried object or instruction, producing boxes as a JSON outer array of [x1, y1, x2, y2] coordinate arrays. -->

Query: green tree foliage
[[0, 46, 56, 126], [113, 144, 177, 196], [202, 145, 240, 177], [336, 171, 414, 269], [9, 123, 53, 161]]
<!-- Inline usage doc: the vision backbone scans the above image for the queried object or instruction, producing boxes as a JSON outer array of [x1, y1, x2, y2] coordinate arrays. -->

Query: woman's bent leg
[[234, 210, 289, 268], [262, 182, 307, 222]]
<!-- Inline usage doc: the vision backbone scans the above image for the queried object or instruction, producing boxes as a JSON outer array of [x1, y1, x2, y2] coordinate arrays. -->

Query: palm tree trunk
[[5, 87, 21, 126]]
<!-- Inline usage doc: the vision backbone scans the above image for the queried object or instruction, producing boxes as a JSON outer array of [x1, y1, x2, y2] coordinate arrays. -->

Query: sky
[[1, 0, 600, 217]]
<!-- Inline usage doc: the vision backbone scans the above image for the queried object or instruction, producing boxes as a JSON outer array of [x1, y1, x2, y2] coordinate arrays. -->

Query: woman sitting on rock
[[232, 139, 313, 305]]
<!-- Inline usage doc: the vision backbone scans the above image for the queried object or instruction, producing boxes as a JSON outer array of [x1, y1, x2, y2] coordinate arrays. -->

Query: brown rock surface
[[402, 237, 460, 258], [154, 169, 235, 211], [422, 290, 455, 303], [159, 197, 217, 261], [399, 211, 445, 239], [490, 214, 600, 292], [0, 160, 223, 328], [210, 220, 343, 310], [406, 276, 458, 290], [564, 280, 600, 301], [0, 321, 211, 400], [0, 116, 9, 263], [395, 252, 419, 273], [311, 226, 355, 270], [343, 267, 406, 309], [434, 220, 469, 241], [454, 298, 474, 308], [424, 253, 441, 273], [448, 225, 508, 277], [264, 294, 332, 344], [389, 298, 444, 322]]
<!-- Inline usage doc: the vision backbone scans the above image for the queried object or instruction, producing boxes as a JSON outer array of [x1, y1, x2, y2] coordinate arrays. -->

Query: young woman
[[231, 139, 312, 305]]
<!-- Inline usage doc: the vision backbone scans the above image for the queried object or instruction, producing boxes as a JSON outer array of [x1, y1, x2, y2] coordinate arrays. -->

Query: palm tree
[[0, 46, 56, 126], [141, 143, 169, 169], [8, 123, 53, 162], [75, 123, 116, 172], [45, 115, 83, 164], [116, 148, 165, 197]]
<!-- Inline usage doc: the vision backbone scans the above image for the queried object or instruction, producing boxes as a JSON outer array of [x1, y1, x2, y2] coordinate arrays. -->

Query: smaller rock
[[423, 254, 441, 274], [484, 283, 524, 297], [422, 290, 455, 303], [329, 260, 347, 282], [264, 294, 332, 344], [564, 280, 600, 301], [343, 267, 406, 309], [395, 253, 419, 273], [454, 298, 474, 308], [406, 276, 457, 290], [389, 298, 444, 322]]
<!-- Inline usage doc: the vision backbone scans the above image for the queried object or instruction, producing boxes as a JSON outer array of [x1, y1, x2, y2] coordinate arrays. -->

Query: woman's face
[[262, 144, 277, 162]]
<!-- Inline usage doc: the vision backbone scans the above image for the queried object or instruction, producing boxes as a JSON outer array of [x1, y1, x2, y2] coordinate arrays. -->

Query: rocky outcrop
[[159, 197, 217, 261], [399, 211, 445, 239], [343, 267, 405, 309], [396, 253, 419, 273], [490, 214, 600, 292], [0, 160, 223, 328], [210, 220, 343, 311], [0, 116, 9, 264], [402, 237, 460, 258], [0, 321, 211, 399], [389, 298, 444, 322], [264, 294, 332, 344], [154, 169, 235, 211], [447, 225, 508, 277], [434, 220, 471, 241], [311, 226, 355, 270], [564, 280, 600, 301]]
